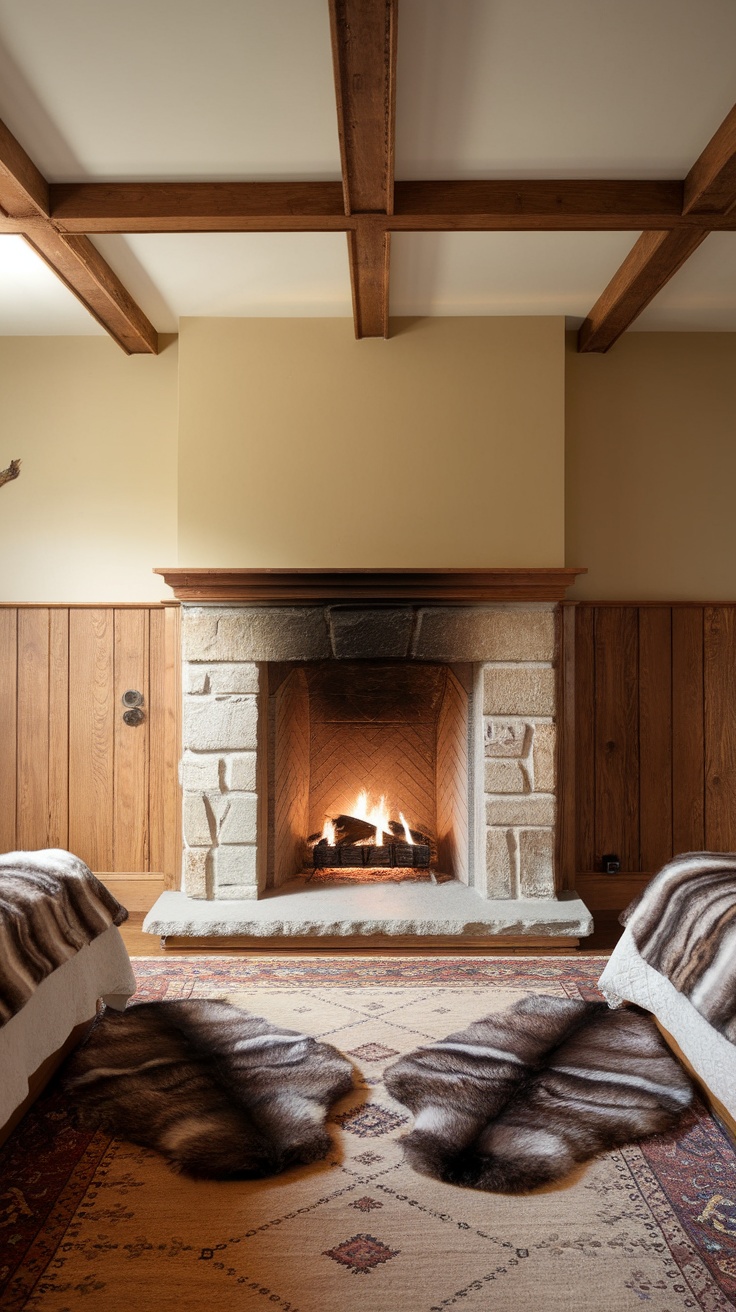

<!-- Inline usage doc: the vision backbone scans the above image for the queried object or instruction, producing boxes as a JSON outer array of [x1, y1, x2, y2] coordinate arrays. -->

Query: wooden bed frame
[[656, 1020, 736, 1146]]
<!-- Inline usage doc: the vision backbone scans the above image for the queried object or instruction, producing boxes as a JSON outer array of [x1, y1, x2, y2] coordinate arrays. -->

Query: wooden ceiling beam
[[348, 219, 391, 337], [51, 181, 348, 232], [0, 116, 157, 354], [22, 222, 159, 354], [579, 100, 736, 353], [46, 178, 736, 233], [578, 228, 709, 353], [683, 103, 736, 216], [0, 118, 48, 219], [329, 0, 397, 338]]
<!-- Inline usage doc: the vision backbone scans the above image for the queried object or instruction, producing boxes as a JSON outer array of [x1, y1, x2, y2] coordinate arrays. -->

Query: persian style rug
[[1, 956, 735, 1312]]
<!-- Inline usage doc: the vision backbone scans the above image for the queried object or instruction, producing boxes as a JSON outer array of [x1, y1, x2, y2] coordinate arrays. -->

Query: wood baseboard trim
[[576, 873, 651, 912], [159, 933, 581, 953], [99, 876, 165, 913]]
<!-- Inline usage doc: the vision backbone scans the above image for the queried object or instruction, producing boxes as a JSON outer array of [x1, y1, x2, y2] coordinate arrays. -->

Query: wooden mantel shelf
[[154, 568, 586, 604]]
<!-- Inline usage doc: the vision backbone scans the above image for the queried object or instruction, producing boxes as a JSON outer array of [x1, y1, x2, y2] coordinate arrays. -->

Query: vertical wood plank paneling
[[149, 605, 181, 886], [704, 606, 736, 851], [594, 607, 639, 870], [48, 609, 69, 849], [17, 609, 50, 849], [113, 608, 149, 872], [69, 609, 114, 870], [639, 607, 673, 871], [672, 608, 705, 854], [0, 610, 18, 852], [574, 606, 595, 871]]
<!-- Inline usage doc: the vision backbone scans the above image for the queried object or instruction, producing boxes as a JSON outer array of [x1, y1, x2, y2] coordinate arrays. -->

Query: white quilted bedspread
[[598, 927, 736, 1120]]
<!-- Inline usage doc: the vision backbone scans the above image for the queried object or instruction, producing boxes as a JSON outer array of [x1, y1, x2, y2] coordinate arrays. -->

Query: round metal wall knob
[[123, 707, 145, 727], [122, 689, 143, 708]]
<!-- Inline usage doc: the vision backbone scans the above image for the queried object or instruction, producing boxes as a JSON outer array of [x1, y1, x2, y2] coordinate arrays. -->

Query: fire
[[320, 817, 337, 845], [352, 789, 391, 845], [320, 790, 403, 846]]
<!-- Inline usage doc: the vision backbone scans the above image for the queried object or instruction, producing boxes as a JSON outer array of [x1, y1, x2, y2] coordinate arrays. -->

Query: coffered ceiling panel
[[1, 1, 736, 339], [390, 231, 640, 319], [396, 0, 736, 178], [91, 233, 353, 328], [0, 0, 340, 180]]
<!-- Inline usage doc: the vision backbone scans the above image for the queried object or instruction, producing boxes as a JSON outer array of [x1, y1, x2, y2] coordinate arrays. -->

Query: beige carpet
[[3, 957, 734, 1312]]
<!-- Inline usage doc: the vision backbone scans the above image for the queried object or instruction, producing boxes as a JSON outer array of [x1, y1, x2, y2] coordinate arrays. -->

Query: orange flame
[[321, 818, 336, 845]]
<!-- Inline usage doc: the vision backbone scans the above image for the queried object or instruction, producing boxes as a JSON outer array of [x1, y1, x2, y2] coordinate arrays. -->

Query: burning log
[[333, 814, 377, 845], [388, 819, 433, 847], [313, 842, 431, 870], [308, 792, 437, 871]]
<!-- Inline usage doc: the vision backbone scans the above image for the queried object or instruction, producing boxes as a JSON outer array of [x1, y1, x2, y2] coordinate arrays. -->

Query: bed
[[598, 852, 736, 1136], [0, 849, 136, 1146]]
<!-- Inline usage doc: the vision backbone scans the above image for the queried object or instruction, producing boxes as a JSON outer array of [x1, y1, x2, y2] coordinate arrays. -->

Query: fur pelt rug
[[62, 999, 353, 1179], [383, 996, 694, 1193]]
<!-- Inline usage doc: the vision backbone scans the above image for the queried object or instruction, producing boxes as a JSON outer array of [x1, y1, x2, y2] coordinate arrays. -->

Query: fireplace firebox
[[269, 661, 470, 886]]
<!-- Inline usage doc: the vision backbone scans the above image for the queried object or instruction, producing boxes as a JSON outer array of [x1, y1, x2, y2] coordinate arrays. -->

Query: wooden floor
[[119, 913, 622, 957]]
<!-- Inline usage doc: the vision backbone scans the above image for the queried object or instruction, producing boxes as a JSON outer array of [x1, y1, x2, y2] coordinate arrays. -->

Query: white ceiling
[[1, 0, 736, 336]]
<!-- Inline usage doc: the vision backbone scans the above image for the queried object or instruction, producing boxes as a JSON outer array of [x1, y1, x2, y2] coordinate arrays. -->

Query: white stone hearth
[[143, 883, 592, 940]]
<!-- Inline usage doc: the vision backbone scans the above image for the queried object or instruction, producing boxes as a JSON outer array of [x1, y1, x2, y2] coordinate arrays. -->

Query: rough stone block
[[185, 665, 209, 695], [182, 847, 209, 899], [485, 828, 514, 898], [223, 752, 257, 792], [216, 884, 259, 901], [328, 607, 415, 659], [518, 828, 556, 898], [183, 793, 213, 846], [214, 844, 258, 891], [413, 606, 555, 662], [483, 665, 555, 717], [483, 757, 527, 794], [183, 696, 258, 751], [206, 663, 260, 695], [484, 718, 532, 758], [183, 607, 330, 662], [485, 794, 555, 826], [181, 752, 221, 792], [531, 723, 556, 792], [217, 793, 258, 844]]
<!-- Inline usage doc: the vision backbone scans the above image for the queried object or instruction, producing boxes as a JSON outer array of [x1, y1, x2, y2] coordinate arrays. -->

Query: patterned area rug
[[1, 956, 735, 1312]]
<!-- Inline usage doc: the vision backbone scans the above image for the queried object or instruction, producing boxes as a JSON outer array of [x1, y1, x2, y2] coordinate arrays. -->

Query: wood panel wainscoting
[[1, 599, 734, 932], [559, 602, 736, 917], [0, 604, 180, 911]]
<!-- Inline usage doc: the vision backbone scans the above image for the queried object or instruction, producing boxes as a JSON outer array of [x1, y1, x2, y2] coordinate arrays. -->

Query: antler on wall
[[0, 459, 21, 488]]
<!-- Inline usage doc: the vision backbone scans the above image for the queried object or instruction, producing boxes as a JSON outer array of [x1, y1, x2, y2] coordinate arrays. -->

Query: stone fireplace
[[143, 570, 592, 944]]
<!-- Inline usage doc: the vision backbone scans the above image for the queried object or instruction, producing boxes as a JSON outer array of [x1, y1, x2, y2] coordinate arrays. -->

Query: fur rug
[[384, 995, 694, 1193], [62, 999, 353, 1179]]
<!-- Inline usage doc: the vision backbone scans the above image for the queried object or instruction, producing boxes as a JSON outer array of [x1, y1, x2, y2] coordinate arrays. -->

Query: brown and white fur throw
[[63, 999, 353, 1179], [622, 851, 736, 1042], [384, 996, 693, 1193], [0, 848, 127, 1025]]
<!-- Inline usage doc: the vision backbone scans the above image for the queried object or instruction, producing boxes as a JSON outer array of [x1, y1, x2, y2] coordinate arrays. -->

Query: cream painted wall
[[566, 331, 736, 600], [0, 336, 178, 602], [178, 317, 565, 568]]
